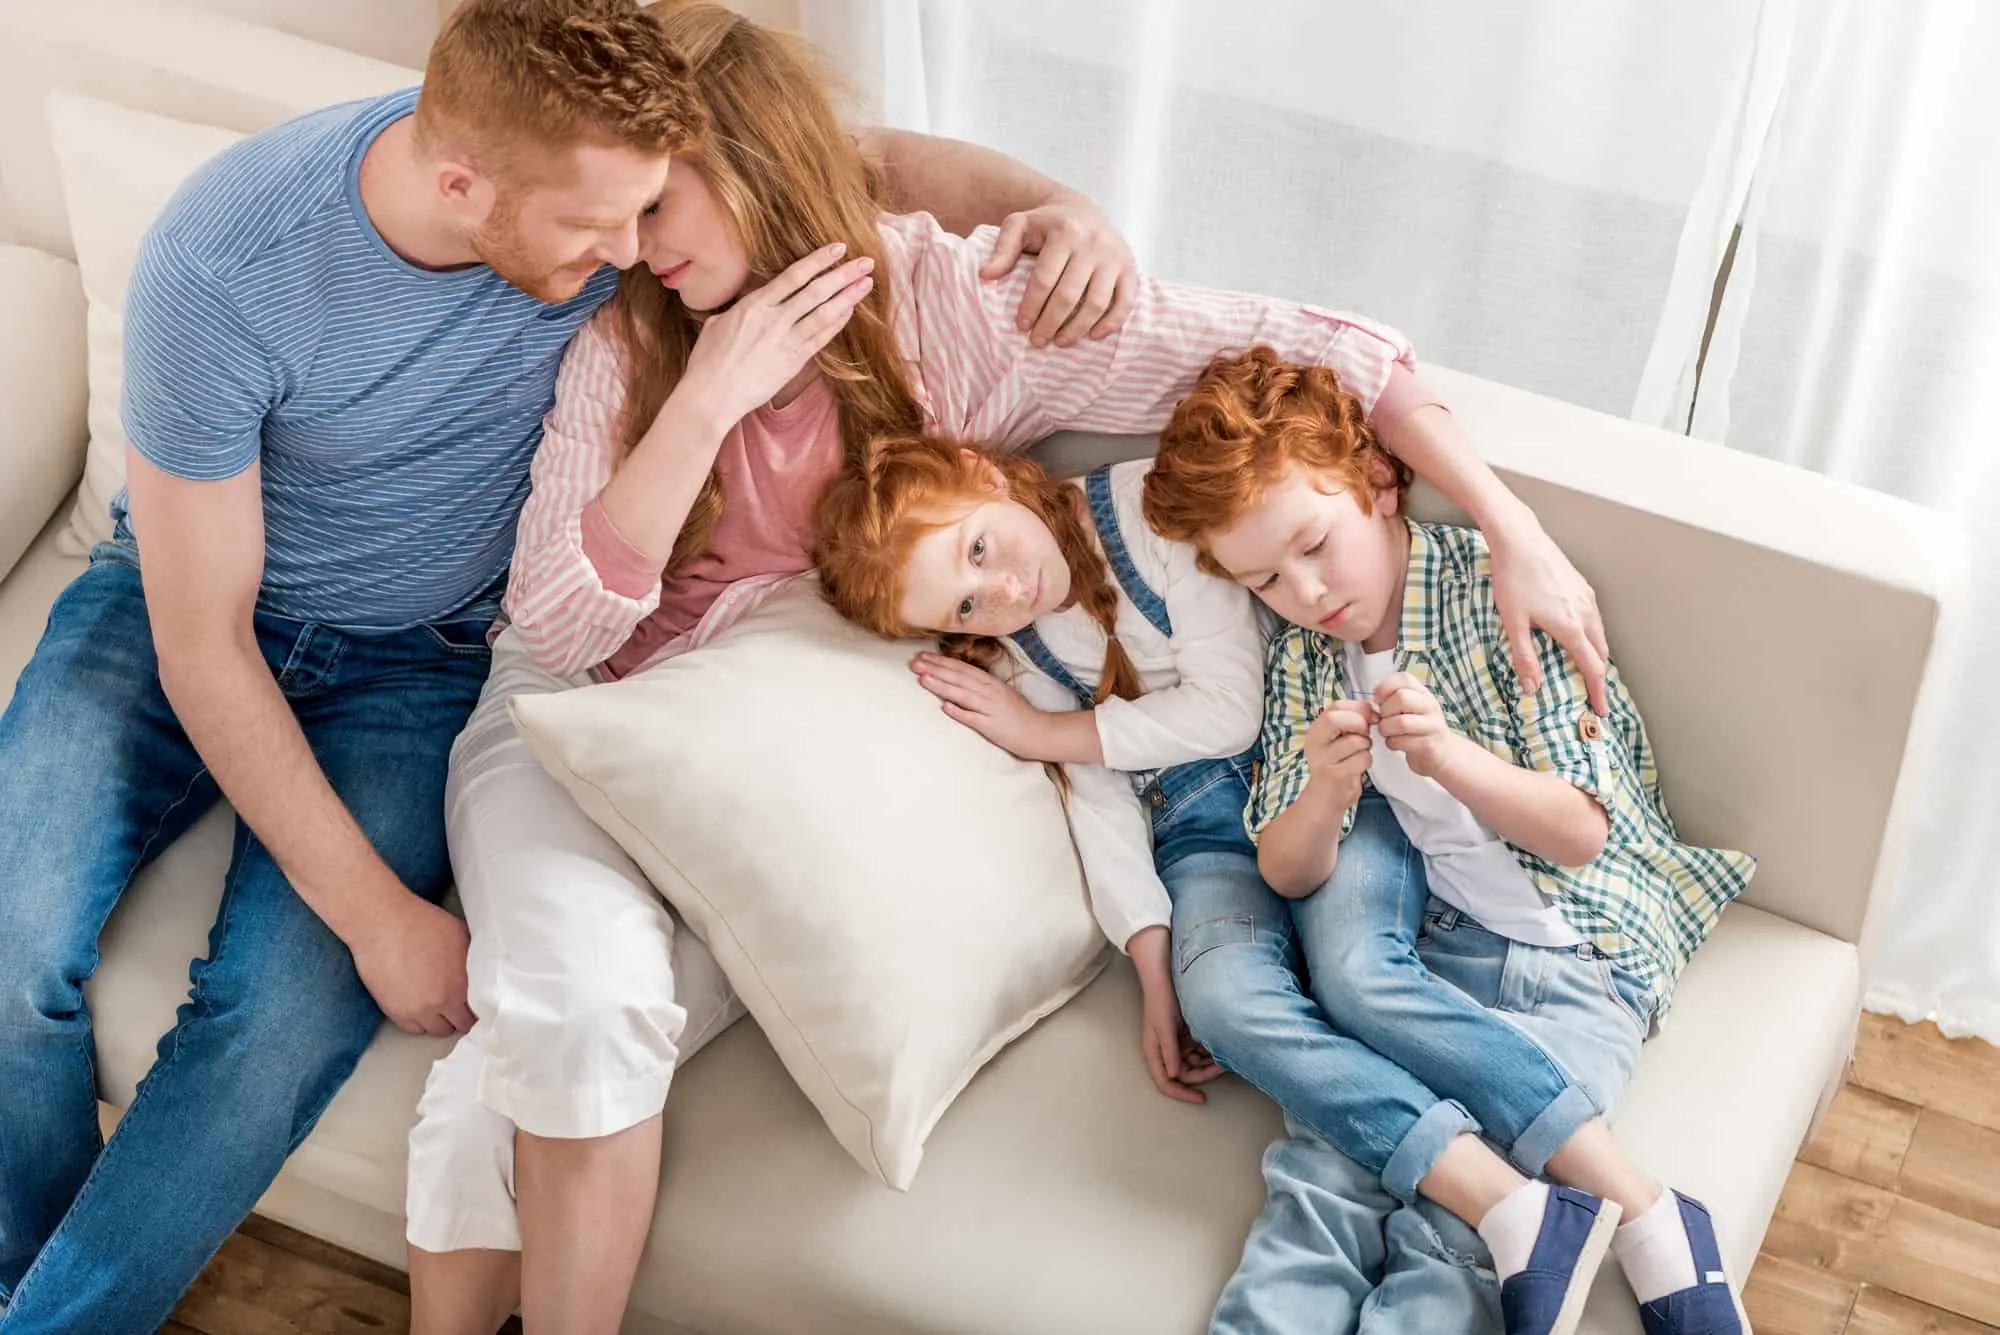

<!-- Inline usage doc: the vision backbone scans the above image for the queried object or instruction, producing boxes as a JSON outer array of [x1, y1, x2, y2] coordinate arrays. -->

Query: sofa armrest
[[1421, 367, 1952, 947], [1033, 368, 1954, 947], [0, 245, 87, 581]]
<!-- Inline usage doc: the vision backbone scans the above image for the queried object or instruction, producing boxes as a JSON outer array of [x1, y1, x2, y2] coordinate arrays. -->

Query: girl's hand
[[1129, 927, 1225, 1105], [1487, 519, 1611, 715], [677, 243, 876, 428], [911, 653, 1058, 760], [1374, 673, 1463, 781]]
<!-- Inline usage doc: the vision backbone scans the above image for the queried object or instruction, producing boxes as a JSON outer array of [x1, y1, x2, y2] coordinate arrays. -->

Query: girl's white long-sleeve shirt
[[1000, 459, 1266, 951]]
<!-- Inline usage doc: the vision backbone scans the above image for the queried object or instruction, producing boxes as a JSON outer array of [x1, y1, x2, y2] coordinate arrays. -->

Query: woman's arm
[[505, 317, 672, 679]]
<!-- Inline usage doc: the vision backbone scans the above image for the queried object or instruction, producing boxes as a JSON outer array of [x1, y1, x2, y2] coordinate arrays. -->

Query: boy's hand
[[1374, 673, 1463, 780], [1304, 700, 1374, 810], [1129, 927, 1225, 1104]]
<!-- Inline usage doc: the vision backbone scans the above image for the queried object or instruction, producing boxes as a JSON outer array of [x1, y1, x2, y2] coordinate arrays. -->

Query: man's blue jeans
[[0, 546, 489, 1334], [1208, 798, 1655, 1335]]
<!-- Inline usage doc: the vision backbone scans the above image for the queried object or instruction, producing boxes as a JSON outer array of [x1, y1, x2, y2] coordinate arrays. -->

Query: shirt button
[[1577, 714, 1602, 742]]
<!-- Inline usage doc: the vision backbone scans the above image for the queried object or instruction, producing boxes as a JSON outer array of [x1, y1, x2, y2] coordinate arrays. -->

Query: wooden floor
[[165, 1013, 2000, 1335]]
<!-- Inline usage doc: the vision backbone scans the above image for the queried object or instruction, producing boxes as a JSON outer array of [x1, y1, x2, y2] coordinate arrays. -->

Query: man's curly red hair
[[1142, 346, 1410, 575]]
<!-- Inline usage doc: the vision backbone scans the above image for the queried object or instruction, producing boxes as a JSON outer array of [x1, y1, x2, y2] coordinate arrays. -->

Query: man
[[0, 2, 1137, 1329]]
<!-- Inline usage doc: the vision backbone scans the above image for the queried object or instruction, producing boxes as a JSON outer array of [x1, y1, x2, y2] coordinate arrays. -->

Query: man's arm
[[856, 126, 1137, 347], [1375, 400, 1611, 714], [124, 451, 474, 1036]]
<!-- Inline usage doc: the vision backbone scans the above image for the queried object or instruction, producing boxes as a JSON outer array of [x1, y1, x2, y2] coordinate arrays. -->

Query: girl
[[814, 436, 1681, 1335], [404, 4, 1613, 1331]]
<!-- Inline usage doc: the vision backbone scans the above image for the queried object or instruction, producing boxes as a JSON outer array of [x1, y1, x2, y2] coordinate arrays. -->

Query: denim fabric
[[0, 546, 488, 1333], [1210, 811, 1652, 1335], [1291, 792, 1606, 1178]]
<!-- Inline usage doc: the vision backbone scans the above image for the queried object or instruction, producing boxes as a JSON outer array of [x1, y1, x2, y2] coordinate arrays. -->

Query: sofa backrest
[[0, 0, 417, 257], [1036, 366, 1952, 950], [0, 0, 1950, 958]]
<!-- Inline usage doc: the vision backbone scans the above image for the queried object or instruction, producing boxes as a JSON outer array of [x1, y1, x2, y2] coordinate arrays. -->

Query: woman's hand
[[677, 242, 876, 428], [911, 653, 1062, 760], [1129, 926, 1224, 1105], [1487, 518, 1611, 715]]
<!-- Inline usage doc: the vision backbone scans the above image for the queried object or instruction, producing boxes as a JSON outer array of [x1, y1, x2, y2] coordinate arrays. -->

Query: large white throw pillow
[[509, 577, 1108, 1190], [43, 92, 244, 551]]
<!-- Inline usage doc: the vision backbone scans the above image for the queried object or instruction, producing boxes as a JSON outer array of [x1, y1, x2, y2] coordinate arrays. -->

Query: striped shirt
[[507, 209, 1422, 677], [118, 88, 618, 632], [1246, 521, 1756, 1006]]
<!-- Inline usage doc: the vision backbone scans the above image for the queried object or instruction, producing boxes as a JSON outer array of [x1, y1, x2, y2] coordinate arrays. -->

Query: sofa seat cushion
[[67, 743, 1855, 1335], [13, 498, 1856, 1334]]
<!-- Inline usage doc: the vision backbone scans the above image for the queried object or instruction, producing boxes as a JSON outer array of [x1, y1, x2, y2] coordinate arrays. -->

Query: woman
[[404, 5, 1612, 1331]]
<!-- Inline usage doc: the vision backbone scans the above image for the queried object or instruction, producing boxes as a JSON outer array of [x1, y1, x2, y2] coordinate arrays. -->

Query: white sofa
[[0, 3, 1952, 1332]]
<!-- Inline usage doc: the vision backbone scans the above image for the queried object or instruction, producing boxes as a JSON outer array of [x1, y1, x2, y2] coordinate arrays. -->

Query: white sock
[[1612, 1190, 1700, 1303], [1476, 1180, 1551, 1280]]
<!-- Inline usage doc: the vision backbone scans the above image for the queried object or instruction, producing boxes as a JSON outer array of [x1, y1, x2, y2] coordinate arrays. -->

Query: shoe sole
[[1547, 1196, 1624, 1335]]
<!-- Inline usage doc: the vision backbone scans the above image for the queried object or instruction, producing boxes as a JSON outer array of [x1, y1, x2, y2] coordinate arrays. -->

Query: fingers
[[778, 255, 875, 325], [1052, 266, 1119, 349], [1374, 682, 1432, 720], [1376, 712, 1440, 741], [1311, 731, 1372, 770], [763, 242, 853, 304], [1018, 243, 1072, 339], [913, 655, 999, 704], [1030, 250, 1092, 348], [1372, 673, 1422, 707], [446, 998, 477, 1034], [981, 213, 1030, 280], [1088, 270, 1137, 341], [789, 274, 873, 356], [1503, 609, 1543, 699], [1571, 620, 1612, 717]]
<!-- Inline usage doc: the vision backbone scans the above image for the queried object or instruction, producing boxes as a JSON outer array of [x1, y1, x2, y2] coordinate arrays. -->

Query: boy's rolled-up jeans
[[1165, 784, 1633, 1205]]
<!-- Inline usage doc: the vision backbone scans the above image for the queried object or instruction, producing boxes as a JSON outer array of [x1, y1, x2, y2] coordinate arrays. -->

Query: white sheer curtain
[[1691, 0, 2000, 1041], [798, 0, 1999, 1042], [804, 0, 1759, 417]]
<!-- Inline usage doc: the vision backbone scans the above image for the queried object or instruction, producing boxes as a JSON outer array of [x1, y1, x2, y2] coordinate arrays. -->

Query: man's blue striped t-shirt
[[117, 88, 619, 633]]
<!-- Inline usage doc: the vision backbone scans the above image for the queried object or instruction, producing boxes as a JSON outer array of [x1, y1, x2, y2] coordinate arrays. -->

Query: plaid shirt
[[1246, 521, 1754, 1006]]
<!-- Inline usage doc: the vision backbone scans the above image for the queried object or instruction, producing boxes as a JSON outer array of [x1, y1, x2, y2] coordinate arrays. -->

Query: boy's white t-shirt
[[1343, 642, 1584, 948]]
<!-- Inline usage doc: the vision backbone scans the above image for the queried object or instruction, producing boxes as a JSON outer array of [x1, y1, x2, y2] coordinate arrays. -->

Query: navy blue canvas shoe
[[1499, 1186, 1624, 1335], [1638, 1192, 1750, 1334]]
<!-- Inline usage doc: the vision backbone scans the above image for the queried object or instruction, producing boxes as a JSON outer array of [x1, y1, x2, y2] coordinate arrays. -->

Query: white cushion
[[0, 246, 87, 580], [42, 92, 243, 551], [509, 575, 1109, 1190]]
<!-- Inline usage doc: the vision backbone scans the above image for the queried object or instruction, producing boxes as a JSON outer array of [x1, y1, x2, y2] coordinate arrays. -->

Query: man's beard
[[471, 197, 594, 303]]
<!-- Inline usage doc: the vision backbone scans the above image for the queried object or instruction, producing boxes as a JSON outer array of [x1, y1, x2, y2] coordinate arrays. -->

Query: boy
[[1142, 347, 1756, 1335]]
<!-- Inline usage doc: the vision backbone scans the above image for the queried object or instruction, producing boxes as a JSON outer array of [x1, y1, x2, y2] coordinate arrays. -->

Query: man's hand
[[1304, 699, 1374, 810], [1129, 926, 1224, 1104], [1488, 518, 1610, 716], [350, 896, 475, 1037], [1373, 673, 1466, 781], [980, 190, 1138, 348]]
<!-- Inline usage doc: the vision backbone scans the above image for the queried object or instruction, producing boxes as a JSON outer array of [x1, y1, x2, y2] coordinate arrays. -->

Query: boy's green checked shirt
[[1246, 520, 1755, 1008]]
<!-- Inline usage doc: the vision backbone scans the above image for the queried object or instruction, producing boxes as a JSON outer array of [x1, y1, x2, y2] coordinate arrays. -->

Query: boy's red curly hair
[[1142, 346, 1411, 575]]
